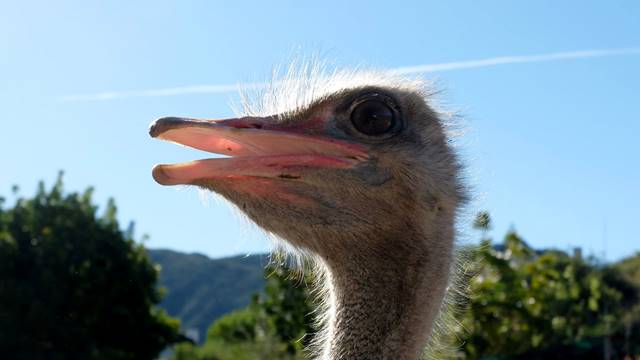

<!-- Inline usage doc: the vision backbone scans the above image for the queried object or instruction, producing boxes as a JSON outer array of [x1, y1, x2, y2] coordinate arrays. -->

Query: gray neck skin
[[317, 228, 453, 360]]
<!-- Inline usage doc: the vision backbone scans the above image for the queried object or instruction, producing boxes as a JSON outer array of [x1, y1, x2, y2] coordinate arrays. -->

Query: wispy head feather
[[238, 59, 433, 118]]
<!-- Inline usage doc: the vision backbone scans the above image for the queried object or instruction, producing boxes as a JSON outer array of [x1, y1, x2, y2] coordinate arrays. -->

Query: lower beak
[[149, 116, 368, 186]]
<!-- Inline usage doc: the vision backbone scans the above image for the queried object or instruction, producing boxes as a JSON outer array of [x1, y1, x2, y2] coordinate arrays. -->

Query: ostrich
[[150, 68, 466, 360]]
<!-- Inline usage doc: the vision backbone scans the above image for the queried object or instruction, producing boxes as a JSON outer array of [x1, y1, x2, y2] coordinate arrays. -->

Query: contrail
[[59, 47, 640, 102], [391, 47, 640, 74], [58, 82, 266, 102]]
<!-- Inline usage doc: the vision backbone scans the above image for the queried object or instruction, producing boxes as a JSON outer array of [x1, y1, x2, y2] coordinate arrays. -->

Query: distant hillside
[[147, 249, 268, 343]]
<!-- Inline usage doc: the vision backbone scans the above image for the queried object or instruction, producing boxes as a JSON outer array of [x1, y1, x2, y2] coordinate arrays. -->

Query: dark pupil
[[351, 100, 395, 135]]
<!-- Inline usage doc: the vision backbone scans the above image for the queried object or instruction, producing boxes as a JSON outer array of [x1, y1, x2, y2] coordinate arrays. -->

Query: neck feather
[[314, 225, 454, 360]]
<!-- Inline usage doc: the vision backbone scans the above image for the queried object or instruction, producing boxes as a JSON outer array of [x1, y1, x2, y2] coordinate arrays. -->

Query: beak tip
[[149, 116, 190, 138], [152, 164, 171, 185], [148, 123, 158, 138], [148, 118, 165, 138]]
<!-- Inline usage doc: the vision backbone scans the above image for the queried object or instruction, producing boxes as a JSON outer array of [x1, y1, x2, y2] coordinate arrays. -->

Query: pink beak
[[150, 116, 369, 186]]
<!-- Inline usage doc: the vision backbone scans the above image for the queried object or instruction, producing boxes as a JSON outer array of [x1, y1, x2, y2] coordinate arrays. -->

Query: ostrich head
[[151, 71, 463, 259], [151, 69, 465, 359]]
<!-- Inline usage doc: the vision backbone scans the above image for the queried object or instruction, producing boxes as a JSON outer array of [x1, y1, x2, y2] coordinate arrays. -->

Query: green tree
[[459, 220, 636, 359], [259, 264, 316, 353], [0, 173, 183, 360], [473, 211, 492, 232], [611, 252, 640, 357], [169, 263, 315, 360]]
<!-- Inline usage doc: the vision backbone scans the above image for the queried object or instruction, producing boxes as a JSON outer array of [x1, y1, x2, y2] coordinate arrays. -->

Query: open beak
[[150, 116, 369, 186]]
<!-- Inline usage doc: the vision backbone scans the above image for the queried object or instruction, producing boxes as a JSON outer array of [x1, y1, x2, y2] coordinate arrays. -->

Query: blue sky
[[1, 1, 639, 261]]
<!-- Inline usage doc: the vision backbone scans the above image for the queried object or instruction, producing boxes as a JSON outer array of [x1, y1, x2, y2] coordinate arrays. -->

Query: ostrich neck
[[317, 227, 454, 360]]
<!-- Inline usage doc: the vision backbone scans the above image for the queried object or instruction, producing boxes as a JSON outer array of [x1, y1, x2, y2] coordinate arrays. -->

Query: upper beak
[[149, 116, 369, 186]]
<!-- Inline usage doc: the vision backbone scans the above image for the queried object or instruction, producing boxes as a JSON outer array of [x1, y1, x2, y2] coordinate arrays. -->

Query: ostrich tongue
[[149, 116, 368, 185]]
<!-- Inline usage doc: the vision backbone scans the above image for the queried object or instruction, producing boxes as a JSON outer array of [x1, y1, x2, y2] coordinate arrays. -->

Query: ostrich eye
[[350, 100, 396, 136]]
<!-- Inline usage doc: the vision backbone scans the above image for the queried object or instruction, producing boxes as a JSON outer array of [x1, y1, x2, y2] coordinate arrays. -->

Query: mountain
[[147, 249, 268, 343]]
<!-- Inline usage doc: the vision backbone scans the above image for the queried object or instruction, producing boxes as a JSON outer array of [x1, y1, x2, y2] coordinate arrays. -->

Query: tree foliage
[[445, 212, 639, 359], [458, 229, 637, 358], [0, 173, 183, 360], [168, 264, 314, 360]]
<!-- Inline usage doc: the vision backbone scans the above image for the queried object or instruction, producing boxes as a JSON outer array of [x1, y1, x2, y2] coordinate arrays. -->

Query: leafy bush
[[0, 173, 183, 360]]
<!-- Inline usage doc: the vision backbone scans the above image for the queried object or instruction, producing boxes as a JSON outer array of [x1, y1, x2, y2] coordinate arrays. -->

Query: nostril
[[227, 118, 265, 129]]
